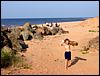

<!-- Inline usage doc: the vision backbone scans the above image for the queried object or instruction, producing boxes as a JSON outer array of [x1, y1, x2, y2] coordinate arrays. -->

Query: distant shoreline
[[1, 17, 88, 26], [1, 17, 93, 19]]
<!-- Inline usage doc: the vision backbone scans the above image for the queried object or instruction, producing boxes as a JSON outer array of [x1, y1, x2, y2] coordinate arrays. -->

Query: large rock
[[88, 36, 99, 51], [42, 26, 52, 35], [1, 27, 12, 48], [50, 27, 59, 35], [22, 22, 35, 40], [23, 22, 35, 33], [33, 33, 44, 40], [34, 26, 45, 34], [20, 30, 33, 41], [10, 27, 22, 39], [18, 40, 28, 51], [1, 32, 9, 48], [32, 24, 69, 36], [57, 27, 69, 35], [7, 32, 22, 52]]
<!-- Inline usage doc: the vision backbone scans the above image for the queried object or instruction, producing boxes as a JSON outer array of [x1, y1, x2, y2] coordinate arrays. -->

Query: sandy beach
[[1, 17, 99, 75]]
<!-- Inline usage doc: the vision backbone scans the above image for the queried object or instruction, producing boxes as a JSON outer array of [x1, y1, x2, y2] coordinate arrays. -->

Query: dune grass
[[88, 30, 99, 32]]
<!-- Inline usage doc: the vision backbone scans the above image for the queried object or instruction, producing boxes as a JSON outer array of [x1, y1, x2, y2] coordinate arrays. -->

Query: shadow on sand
[[68, 56, 87, 67]]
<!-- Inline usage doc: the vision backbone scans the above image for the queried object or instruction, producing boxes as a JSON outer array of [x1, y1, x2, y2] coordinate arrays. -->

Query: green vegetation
[[88, 30, 99, 32], [1, 26, 28, 68], [1, 46, 32, 69], [1, 46, 18, 68], [16, 62, 32, 69], [80, 46, 89, 54]]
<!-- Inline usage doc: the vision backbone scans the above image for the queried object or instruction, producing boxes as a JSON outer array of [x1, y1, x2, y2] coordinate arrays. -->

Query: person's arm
[[69, 44, 71, 50], [60, 40, 64, 46]]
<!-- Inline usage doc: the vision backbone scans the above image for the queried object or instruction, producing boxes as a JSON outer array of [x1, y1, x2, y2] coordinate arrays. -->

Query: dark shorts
[[64, 51, 71, 60]]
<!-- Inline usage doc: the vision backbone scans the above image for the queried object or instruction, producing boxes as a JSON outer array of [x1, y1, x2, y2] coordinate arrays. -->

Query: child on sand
[[61, 38, 71, 70]]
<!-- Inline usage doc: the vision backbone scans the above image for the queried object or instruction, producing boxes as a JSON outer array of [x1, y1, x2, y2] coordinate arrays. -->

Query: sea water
[[1, 17, 90, 27]]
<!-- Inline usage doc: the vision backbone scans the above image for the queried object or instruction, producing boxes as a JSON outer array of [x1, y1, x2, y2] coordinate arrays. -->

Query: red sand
[[1, 17, 99, 75]]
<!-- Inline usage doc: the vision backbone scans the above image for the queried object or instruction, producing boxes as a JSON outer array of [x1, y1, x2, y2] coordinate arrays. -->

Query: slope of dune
[[80, 16, 99, 28]]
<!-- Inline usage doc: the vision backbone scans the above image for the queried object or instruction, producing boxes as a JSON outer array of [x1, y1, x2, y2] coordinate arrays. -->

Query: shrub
[[1, 46, 26, 68], [1, 46, 14, 68]]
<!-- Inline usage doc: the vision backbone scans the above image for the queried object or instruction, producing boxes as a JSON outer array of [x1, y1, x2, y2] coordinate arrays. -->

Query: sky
[[1, 1, 99, 18]]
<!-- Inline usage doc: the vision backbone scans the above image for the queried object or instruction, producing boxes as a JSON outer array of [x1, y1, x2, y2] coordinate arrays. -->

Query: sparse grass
[[80, 46, 89, 54], [1, 46, 32, 70], [11, 54, 32, 69], [88, 30, 98, 32], [13, 60, 32, 69], [19, 62, 32, 69], [81, 50, 89, 54], [1, 47, 22, 68], [4, 55, 32, 75], [1, 51, 12, 67], [1, 46, 14, 68]]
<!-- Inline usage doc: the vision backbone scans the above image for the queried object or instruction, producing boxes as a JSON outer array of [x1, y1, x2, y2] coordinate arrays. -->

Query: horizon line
[[1, 16, 95, 19]]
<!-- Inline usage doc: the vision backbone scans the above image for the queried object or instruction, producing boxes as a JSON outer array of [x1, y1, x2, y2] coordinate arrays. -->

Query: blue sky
[[1, 1, 99, 18]]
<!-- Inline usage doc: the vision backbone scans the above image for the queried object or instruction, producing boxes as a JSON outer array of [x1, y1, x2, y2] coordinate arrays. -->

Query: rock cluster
[[1, 22, 69, 67]]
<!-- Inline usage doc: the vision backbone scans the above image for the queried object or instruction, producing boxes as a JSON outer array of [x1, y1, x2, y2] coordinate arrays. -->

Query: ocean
[[1, 18, 90, 27]]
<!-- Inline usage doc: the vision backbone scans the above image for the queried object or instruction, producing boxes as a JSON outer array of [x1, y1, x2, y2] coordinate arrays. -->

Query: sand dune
[[80, 16, 99, 28], [1, 17, 99, 75]]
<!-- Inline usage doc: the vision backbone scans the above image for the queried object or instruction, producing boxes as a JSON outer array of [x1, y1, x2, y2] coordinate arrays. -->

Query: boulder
[[10, 27, 22, 39], [57, 28, 69, 35], [88, 36, 99, 51], [20, 30, 33, 41], [1, 32, 9, 48], [7, 32, 22, 52], [50, 27, 59, 35], [43, 26, 52, 35], [23, 22, 35, 33], [33, 33, 43, 40], [1, 27, 12, 49], [34, 26, 45, 35]]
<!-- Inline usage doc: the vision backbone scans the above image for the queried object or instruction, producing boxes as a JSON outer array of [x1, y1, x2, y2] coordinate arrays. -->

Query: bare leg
[[65, 59, 68, 69], [68, 60, 71, 67]]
